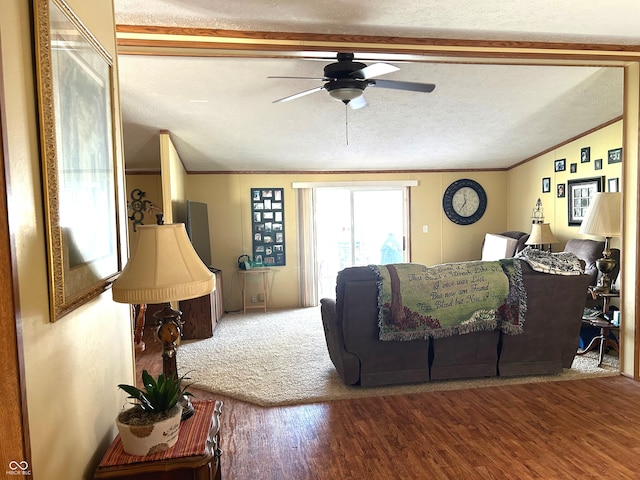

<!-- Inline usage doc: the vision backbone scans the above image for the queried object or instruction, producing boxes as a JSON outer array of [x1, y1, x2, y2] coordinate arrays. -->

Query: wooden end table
[[238, 268, 269, 313], [576, 288, 620, 367], [576, 317, 619, 367], [94, 400, 222, 480]]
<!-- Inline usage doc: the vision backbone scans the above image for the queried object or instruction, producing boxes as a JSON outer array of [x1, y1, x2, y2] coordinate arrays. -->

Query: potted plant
[[116, 370, 193, 456]]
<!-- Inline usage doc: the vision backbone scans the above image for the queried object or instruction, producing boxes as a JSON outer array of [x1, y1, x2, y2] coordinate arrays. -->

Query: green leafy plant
[[118, 370, 193, 414]]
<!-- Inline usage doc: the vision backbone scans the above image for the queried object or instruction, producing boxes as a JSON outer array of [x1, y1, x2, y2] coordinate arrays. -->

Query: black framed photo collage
[[251, 188, 286, 266]]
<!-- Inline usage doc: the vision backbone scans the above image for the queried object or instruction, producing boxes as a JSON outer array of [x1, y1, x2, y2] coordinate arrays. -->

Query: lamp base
[[179, 396, 195, 420], [592, 281, 612, 294], [594, 256, 617, 294], [154, 303, 193, 421]]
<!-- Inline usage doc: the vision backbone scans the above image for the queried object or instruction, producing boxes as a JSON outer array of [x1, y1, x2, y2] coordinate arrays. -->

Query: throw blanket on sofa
[[515, 246, 583, 275], [370, 259, 526, 341]]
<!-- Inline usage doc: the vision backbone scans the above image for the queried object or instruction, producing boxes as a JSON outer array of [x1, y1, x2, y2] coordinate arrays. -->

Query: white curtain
[[297, 188, 318, 307]]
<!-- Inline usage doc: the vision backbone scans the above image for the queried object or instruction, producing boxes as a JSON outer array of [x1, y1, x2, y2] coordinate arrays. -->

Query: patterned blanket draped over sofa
[[370, 260, 527, 341]]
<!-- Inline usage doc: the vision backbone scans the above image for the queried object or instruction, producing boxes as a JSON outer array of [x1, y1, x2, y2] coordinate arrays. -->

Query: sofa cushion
[[499, 231, 530, 254], [482, 233, 519, 260]]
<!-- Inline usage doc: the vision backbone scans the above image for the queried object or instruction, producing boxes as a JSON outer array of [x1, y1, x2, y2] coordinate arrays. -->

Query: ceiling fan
[[270, 52, 436, 110]]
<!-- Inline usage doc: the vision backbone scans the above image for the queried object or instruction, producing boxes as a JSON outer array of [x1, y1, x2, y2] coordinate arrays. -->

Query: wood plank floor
[[136, 327, 640, 479]]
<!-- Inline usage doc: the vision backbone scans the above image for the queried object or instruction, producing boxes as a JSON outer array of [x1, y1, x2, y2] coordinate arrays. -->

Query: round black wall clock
[[442, 179, 487, 225]]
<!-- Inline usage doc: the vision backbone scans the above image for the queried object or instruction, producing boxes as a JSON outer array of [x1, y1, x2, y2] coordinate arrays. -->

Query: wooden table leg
[[597, 327, 606, 367], [577, 325, 617, 367], [133, 304, 146, 352], [577, 333, 604, 358], [262, 270, 268, 312], [240, 272, 247, 313]]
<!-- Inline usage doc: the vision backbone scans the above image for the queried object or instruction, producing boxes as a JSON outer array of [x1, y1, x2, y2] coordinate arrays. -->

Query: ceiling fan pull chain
[[345, 103, 349, 146]]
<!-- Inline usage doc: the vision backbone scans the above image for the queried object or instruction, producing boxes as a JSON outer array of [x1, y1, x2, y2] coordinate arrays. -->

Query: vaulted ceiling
[[113, 1, 640, 173]]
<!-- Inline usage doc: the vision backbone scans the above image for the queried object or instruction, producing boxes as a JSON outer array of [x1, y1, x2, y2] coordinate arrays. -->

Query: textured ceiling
[[114, 0, 640, 44], [113, 0, 639, 172]]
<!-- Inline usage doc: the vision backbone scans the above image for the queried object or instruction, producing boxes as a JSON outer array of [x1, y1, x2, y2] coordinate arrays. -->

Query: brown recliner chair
[[563, 238, 620, 296]]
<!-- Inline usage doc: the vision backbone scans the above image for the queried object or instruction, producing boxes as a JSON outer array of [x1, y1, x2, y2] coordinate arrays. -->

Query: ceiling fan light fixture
[[328, 87, 364, 102], [325, 79, 366, 103]]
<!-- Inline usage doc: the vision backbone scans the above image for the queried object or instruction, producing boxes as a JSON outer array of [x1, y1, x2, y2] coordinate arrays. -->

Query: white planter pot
[[116, 405, 182, 456]]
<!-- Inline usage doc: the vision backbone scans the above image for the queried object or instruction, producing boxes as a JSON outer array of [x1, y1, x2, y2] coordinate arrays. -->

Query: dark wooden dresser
[[180, 270, 224, 339]]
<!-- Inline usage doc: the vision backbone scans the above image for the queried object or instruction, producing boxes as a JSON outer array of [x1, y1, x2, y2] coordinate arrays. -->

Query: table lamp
[[525, 222, 558, 252], [578, 192, 621, 293], [112, 223, 215, 419]]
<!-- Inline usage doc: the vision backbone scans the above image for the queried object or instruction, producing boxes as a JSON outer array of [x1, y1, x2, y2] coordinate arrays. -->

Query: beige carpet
[[177, 307, 620, 407]]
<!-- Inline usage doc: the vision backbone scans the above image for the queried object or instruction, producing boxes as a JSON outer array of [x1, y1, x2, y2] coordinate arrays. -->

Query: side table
[[576, 316, 618, 367], [587, 287, 619, 317], [238, 268, 270, 313], [576, 288, 620, 367], [94, 400, 223, 480]]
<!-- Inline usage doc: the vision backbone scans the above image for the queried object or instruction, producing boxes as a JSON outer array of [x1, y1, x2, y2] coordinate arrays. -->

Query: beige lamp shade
[[578, 192, 621, 237], [525, 223, 559, 245], [112, 224, 214, 304]]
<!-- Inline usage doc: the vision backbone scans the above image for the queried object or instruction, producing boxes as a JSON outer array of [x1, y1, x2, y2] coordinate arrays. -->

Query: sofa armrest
[[320, 298, 338, 335], [320, 298, 360, 384]]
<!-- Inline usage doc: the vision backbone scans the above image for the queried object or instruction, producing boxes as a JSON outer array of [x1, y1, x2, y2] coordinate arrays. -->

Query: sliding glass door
[[315, 187, 408, 299]]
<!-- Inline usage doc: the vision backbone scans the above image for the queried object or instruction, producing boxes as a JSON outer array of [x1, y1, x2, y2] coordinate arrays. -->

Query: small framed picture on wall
[[608, 177, 619, 193], [580, 147, 590, 163], [570, 163, 577, 173], [542, 177, 551, 193], [594, 158, 603, 170], [608, 147, 622, 164], [554, 159, 566, 172], [557, 183, 565, 198]]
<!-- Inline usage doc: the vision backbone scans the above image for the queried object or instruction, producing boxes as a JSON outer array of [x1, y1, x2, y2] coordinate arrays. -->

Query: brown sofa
[[320, 260, 591, 386]]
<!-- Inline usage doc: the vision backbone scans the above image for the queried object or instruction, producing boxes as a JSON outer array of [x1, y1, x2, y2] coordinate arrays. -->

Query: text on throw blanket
[[372, 260, 525, 341], [397, 262, 508, 324], [419, 264, 505, 310]]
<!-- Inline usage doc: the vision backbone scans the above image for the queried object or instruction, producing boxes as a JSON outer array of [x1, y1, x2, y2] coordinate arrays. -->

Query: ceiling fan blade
[[350, 62, 399, 80], [370, 79, 436, 92], [348, 95, 368, 110], [268, 76, 327, 80], [273, 86, 324, 103]]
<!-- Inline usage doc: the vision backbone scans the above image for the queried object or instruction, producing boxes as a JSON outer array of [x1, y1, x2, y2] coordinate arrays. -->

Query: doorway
[[315, 187, 408, 299]]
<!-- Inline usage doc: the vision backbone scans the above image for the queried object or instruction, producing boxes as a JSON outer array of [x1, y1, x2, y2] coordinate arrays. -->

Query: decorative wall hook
[[127, 189, 161, 231]]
